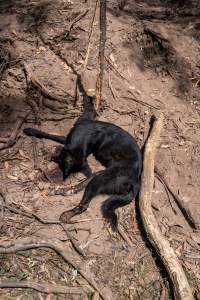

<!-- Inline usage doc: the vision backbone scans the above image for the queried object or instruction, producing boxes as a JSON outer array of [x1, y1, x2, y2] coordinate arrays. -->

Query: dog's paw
[[59, 210, 75, 223]]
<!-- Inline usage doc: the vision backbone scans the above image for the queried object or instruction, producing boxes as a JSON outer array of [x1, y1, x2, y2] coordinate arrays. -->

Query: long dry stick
[[95, 0, 107, 112], [138, 113, 194, 300], [155, 167, 200, 230], [83, 0, 99, 71], [0, 281, 86, 296], [0, 237, 110, 300]]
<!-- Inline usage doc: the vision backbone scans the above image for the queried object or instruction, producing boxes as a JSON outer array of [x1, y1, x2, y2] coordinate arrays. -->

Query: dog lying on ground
[[24, 96, 142, 229]]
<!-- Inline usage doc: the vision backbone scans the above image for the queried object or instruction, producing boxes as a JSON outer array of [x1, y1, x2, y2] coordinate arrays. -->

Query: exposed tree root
[[0, 237, 111, 300]]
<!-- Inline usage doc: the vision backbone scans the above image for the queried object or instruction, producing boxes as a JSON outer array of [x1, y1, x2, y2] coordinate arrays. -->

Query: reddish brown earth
[[0, 1, 200, 299]]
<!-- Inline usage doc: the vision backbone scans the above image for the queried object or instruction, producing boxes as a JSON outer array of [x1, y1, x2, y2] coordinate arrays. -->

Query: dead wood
[[139, 113, 194, 300], [95, 0, 107, 112], [0, 237, 110, 300], [0, 281, 86, 296], [155, 167, 200, 230], [0, 111, 31, 151]]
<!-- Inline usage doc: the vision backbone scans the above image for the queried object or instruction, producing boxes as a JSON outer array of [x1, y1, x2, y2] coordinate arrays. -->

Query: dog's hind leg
[[101, 192, 134, 230], [23, 128, 65, 144], [59, 168, 135, 226]]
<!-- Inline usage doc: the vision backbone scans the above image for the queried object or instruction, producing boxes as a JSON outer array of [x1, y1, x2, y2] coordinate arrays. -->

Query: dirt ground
[[0, 0, 200, 299]]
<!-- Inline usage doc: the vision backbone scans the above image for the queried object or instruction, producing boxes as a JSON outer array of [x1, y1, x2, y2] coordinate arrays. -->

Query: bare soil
[[0, 0, 200, 299]]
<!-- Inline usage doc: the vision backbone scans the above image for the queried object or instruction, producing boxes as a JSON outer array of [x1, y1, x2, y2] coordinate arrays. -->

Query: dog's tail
[[101, 190, 134, 230], [77, 95, 97, 122], [23, 128, 65, 144]]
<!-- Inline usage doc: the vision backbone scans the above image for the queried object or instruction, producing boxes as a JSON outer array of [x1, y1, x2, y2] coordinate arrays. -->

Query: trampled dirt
[[0, 1, 200, 299]]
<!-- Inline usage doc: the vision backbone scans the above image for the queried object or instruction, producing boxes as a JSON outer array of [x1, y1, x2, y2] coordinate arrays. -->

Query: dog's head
[[51, 145, 83, 180], [54, 147, 82, 180], [58, 149, 73, 180]]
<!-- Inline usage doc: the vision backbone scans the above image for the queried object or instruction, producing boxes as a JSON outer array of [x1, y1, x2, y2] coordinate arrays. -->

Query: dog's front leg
[[81, 161, 92, 178]]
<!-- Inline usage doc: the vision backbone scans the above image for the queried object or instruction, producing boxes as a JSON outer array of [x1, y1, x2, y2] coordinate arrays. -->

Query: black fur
[[23, 96, 142, 229]]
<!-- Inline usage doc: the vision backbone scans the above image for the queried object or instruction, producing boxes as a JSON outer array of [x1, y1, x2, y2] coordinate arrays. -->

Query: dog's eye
[[66, 157, 73, 164]]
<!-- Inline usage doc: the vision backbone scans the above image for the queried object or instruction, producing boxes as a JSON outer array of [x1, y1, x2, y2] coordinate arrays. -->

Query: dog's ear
[[51, 146, 63, 163]]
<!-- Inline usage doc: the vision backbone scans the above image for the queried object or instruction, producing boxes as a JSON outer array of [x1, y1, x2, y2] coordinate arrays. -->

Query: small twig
[[139, 113, 194, 300], [124, 95, 160, 110], [60, 223, 86, 257], [155, 167, 200, 230], [53, 9, 89, 42], [0, 237, 110, 300], [68, 217, 103, 224], [0, 281, 86, 296], [117, 224, 135, 247], [155, 172, 177, 215], [105, 55, 128, 82], [105, 104, 137, 116], [0, 111, 31, 151], [108, 76, 118, 102], [68, 9, 89, 34], [37, 167, 53, 183]]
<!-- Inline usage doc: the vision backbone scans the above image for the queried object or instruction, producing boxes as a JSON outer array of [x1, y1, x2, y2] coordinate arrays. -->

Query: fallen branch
[[0, 281, 86, 296], [139, 113, 194, 300], [155, 167, 200, 230], [0, 111, 31, 151], [0, 237, 110, 300]]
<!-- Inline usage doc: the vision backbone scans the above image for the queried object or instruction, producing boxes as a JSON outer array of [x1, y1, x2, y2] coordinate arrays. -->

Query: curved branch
[[0, 237, 110, 300], [139, 113, 194, 300]]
